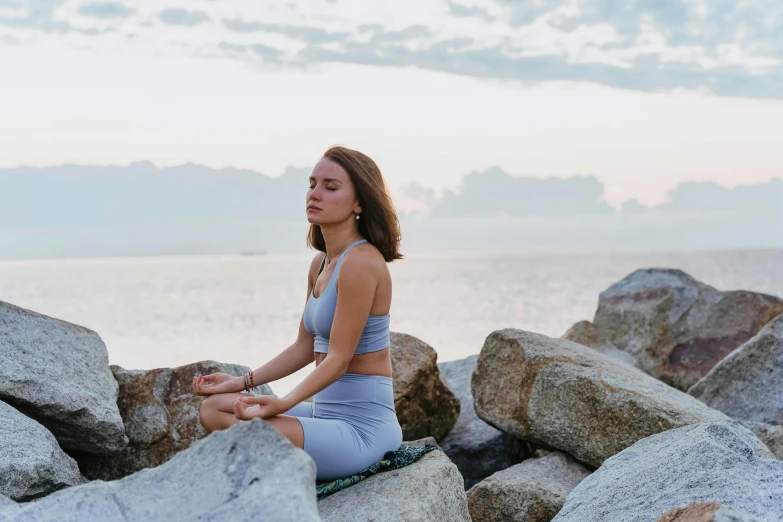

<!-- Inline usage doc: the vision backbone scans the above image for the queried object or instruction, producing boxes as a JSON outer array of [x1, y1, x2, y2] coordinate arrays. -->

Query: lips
[[307, 205, 321, 211]]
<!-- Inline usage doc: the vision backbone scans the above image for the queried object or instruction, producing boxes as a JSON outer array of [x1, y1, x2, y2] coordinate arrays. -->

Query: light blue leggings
[[283, 373, 403, 481]]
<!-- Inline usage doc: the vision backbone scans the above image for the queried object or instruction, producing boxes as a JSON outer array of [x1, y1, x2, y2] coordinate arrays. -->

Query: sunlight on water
[[1, 249, 781, 396]]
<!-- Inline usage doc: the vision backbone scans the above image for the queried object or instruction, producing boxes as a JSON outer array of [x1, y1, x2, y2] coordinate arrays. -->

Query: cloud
[[222, 18, 350, 43], [3, 0, 782, 99], [0, 0, 110, 34], [158, 8, 208, 27], [0, 162, 780, 258], [623, 179, 783, 215], [77, 2, 133, 20], [428, 166, 614, 218], [448, 1, 493, 21], [217, 41, 285, 61]]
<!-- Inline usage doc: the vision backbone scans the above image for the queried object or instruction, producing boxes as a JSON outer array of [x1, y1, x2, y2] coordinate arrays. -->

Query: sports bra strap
[[337, 239, 367, 264], [316, 239, 367, 276]]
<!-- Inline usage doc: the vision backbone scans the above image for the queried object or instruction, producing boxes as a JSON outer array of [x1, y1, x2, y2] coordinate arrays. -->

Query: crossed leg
[[198, 393, 305, 449]]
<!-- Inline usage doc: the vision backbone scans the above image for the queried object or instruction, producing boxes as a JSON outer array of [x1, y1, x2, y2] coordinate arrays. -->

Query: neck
[[321, 223, 362, 262]]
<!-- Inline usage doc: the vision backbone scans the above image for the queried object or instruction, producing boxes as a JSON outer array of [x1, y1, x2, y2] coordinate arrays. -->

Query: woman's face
[[306, 158, 360, 225]]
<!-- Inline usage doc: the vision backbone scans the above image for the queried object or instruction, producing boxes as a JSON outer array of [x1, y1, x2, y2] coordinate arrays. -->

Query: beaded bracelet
[[244, 371, 257, 393]]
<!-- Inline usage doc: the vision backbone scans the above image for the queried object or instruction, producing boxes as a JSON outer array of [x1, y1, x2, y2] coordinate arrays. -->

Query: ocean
[[1, 249, 781, 396]]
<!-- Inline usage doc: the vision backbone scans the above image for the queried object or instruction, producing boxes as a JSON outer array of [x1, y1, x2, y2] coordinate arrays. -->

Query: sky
[[0, 0, 781, 210]]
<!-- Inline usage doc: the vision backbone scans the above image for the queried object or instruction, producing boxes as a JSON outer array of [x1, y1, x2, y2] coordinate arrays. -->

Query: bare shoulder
[[339, 242, 389, 282]]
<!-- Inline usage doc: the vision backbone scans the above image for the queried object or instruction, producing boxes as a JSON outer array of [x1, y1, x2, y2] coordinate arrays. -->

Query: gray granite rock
[[0, 301, 128, 454], [552, 421, 783, 522], [561, 320, 640, 368], [472, 329, 729, 467], [70, 360, 274, 481], [0, 494, 19, 515], [391, 331, 460, 441], [318, 436, 470, 522], [656, 502, 766, 521], [2, 419, 320, 522], [591, 269, 783, 390], [438, 354, 528, 489], [467, 451, 592, 522], [689, 314, 783, 425], [740, 421, 783, 460], [0, 400, 83, 501]]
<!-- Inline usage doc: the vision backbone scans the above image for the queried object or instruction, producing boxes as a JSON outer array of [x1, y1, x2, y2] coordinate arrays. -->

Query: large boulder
[[0, 400, 83, 501], [0, 301, 128, 454], [552, 421, 782, 522], [467, 451, 592, 522], [318, 437, 471, 522], [590, 269, 783, 390], [2, 419, 320, 522], [740, 421, 783, 460], [561, 320, 639, 368], [656, 502, 765, 522], [438, 354, 529, 489], [69, 361, 273, 481], [688, 314, 783, 425], [0, 494, 19, 513], [390, 332, 460, 441], [472, 329, 729, 467]]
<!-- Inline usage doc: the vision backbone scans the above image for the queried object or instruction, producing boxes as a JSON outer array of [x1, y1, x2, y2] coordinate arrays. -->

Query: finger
[[240, 395, 266, 405]]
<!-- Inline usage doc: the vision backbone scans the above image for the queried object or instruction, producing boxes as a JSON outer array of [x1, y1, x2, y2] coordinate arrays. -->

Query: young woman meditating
[[193, 145, 403, 481]]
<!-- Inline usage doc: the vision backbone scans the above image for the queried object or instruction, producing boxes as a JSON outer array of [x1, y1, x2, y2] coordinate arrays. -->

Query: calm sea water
[[1, 249, 781, 396]]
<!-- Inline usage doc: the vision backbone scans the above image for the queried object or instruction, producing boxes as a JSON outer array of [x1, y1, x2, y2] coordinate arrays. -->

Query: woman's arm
[[246, 317, 315, 387], [231, 252, 327, 391]]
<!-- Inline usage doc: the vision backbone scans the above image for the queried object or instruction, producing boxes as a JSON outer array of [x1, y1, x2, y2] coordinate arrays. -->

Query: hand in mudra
[[192, 373, 238, 396], [233, 395, 290, 420]]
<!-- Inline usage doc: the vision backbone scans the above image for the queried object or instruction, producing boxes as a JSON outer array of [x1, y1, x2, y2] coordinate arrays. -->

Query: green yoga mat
[[315, 444, 439, 500]]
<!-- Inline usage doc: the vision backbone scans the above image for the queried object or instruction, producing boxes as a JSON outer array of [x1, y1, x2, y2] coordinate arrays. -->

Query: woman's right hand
[[192, 373, 241, 396]]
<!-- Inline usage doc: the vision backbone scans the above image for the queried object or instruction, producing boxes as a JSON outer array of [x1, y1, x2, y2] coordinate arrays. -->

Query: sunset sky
[[1, 0, 781, 207]]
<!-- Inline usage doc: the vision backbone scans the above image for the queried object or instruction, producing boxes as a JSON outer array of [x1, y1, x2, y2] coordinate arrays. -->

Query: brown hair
[[307, 145, 403, 262]]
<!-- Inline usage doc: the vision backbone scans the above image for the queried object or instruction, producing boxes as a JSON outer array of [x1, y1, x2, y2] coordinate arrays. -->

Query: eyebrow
[[309, 177, 342, 184]]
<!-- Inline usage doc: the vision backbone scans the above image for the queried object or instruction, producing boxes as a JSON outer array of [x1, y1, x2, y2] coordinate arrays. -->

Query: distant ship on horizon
[[239, 250, 267, 256]]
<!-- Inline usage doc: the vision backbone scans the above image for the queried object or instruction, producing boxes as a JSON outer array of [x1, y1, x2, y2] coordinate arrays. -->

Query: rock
[[3, 419, 320, 522], [688, 314, 783, 425], [561, 320, 640, 368], [472, 329, 729, 467], [0, 301, 128, 454], [391, 331, 460, 441], [591, 269, 783, 390], [0, 401, 83, 501], [467, 451, 592, 522], [551, 421, 783, 522], [318, 437, 470, 522], [740, 421, 783, 460], [438, 354, 529, 489], [656, 502, 765, 522], [405, 436, 438, 446], [0, 494, 19, 514], [68, 361, 274, 481]]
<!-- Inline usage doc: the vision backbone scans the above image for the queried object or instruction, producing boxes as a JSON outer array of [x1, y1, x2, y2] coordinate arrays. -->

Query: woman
[[193, 145, 404, 481]]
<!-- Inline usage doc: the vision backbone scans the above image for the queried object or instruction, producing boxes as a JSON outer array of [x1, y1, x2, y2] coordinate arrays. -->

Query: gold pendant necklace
[[326, 237, 360, 265]]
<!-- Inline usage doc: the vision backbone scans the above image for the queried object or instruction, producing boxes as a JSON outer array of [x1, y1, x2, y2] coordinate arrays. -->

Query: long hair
[[306, 145, 403, 262]]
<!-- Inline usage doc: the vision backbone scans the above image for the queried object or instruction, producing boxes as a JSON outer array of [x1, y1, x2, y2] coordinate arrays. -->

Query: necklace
[[326, 236, 361, 265]]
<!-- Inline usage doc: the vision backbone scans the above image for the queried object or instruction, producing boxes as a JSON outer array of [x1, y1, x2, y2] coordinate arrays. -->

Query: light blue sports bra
[[303, 239, 391, 354]]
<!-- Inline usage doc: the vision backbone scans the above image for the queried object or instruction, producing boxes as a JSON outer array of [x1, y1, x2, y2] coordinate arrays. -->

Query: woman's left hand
[[233, 395, 292, 420]]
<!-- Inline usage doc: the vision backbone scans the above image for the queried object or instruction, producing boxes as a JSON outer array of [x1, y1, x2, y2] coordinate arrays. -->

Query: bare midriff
[[314, 346, 393, 377]]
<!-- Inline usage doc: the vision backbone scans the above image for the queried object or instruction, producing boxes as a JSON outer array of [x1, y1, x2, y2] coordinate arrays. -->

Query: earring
[[356, 214, 360, 220]]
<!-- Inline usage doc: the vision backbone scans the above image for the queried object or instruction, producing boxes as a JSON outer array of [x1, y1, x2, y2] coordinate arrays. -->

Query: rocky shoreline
[[1, 268, 782, 521]]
